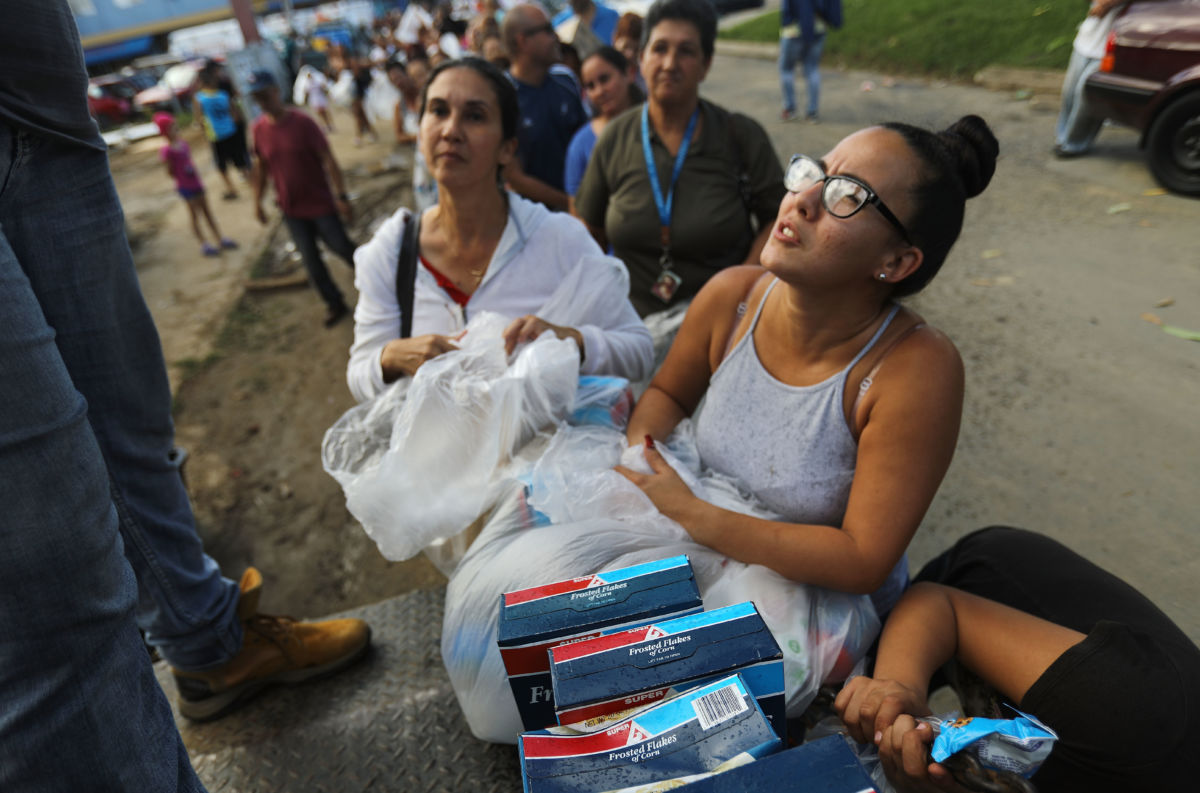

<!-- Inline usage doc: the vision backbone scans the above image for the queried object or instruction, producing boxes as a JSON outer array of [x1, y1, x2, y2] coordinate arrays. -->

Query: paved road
[[703, 53, 1200, 640]]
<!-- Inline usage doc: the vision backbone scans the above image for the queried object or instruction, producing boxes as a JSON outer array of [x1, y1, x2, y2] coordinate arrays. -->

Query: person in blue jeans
[[778, 0, 841, 122], [0, 4, 369, 789]]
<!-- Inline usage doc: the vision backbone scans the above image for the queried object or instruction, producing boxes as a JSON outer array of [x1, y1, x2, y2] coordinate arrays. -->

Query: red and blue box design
[[498, 555, 703, 731], [549, 601, 786, 741], [519, 673, 781, 793]]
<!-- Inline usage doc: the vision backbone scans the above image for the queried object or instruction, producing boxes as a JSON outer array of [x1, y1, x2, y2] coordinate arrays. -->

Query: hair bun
[[941, 115, 998, 198]]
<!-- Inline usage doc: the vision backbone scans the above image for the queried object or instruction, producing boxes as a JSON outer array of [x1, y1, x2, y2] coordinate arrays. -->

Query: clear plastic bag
[[322, 312, 579, 561], [442, 422, 879, 744], [323, 256, 642, 565]]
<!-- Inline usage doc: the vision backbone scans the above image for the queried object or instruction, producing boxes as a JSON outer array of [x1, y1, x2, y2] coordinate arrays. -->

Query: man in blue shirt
[[503, 3, 588, 211]]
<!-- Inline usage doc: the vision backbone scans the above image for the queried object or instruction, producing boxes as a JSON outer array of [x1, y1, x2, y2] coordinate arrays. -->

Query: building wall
[[70, 0, 269, 48]]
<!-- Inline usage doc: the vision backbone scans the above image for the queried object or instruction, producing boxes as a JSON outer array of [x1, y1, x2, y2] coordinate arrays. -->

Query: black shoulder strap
[[396, 211, 421, 339]]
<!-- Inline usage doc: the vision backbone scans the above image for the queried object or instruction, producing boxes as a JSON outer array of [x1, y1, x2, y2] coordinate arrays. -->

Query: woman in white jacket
[[347, 57, 652, 403]]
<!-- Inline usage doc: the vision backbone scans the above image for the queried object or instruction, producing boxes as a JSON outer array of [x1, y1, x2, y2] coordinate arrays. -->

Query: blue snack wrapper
[[930, 709, 1058, 778]]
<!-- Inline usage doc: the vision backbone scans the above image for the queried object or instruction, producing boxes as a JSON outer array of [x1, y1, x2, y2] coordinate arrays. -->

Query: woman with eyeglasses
[[618, 115, 999, 621], [574, 0, 786, 317]]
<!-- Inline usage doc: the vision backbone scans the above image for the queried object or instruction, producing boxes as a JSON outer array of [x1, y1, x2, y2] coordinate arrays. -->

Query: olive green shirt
[[575, 99, 785, 316]]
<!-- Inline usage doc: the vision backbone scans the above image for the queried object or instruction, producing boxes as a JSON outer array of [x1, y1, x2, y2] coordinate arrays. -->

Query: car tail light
[[1100, 31, 1116, 73]]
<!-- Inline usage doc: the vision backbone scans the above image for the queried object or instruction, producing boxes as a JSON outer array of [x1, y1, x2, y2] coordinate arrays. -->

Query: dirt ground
[[114, 59, 1200, 639], [114, 113, 444, 619]]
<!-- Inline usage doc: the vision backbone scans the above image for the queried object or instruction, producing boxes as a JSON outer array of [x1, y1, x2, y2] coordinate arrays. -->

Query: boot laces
[[246, 613, 299, 644]]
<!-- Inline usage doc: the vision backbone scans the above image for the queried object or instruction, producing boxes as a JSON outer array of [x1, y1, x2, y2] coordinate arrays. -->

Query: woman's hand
[[502, 315, 585, 360], [615, 439, 707, 535], [878, 716, 967, 793], [833, 675, 931, 745], [380, 334, 459, 380]]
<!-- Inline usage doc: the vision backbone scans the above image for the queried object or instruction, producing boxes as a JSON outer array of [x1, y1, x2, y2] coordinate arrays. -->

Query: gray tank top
[[694, 278, 909, 614]]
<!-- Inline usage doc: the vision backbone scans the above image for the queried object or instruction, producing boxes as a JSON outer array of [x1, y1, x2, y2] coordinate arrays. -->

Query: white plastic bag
[[363, 70, 400, 127], [442, 421, 879, 744], [329, 69, 356, 108], [322, 312, 579, 561]]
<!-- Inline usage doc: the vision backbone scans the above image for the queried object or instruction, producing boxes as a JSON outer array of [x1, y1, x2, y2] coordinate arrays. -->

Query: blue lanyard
[[641, 103, 699, 253]]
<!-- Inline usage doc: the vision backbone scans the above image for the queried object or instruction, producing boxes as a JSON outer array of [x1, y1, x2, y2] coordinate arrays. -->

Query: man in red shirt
[[248, 70, 357, 327]]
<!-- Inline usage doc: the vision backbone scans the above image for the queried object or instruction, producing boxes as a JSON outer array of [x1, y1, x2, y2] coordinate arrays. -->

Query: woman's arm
[[503, 216, 653, 380], [393, 101, 417, 145], [347, 210, 457, 401], [833, 583, 1085, 790], [622, 326, 965, 594]]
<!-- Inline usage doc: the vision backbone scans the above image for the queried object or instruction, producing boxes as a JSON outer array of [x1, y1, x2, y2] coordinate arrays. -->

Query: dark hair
[[419, 56, 519, 141], [642, 0, 717, 60], [560, 42, 583, 79], [584, 44, 629, 73], [582, 45, 645, 107], [881, 115, 998, 297], [404, 44, 430, 64], [615, 12, 644, 45]]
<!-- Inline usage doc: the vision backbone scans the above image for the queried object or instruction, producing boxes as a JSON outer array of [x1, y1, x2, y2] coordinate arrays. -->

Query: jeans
[[1056, 49, 1105, 154], [283, 212, 357, 311], [0, 123, 237, 788], [779, 33, 825, 117]]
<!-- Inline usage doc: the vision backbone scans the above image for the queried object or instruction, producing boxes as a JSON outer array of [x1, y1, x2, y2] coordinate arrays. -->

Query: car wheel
[[1147, 91, 1200, 197]]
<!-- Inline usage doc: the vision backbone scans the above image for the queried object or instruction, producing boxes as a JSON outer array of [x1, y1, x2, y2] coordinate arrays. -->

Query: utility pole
[[228, 0, 261, 44]]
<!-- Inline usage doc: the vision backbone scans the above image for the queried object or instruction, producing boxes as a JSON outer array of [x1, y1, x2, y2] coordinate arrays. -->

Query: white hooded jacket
[[347, 193, 653, 403]]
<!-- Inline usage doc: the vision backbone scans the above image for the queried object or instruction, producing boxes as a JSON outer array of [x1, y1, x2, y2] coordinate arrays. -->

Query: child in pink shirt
[[155, 112, 236, 257]]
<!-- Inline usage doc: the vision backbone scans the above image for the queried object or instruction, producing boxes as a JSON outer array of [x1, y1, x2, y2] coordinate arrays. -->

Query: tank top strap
[[844, 303, 901, 374], [717, 276, 779, 368], [746, 277, 779, 333]]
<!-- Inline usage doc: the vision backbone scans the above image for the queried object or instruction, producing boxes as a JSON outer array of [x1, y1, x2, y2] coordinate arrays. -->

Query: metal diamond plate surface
[[154, 588, 522, 792]]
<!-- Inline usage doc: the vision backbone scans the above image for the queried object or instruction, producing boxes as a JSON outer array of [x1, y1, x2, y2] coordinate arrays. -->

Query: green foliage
[[720, 0, 1081, 76]]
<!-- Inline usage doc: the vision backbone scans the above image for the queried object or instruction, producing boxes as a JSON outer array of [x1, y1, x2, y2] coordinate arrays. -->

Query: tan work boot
[[172, 568, 371, 721]]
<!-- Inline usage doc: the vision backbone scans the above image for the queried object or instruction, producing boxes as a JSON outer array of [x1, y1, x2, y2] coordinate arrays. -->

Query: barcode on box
[[692, 683, 747, 730]]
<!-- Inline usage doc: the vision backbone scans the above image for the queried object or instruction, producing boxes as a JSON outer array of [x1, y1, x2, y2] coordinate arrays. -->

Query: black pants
[[283, 213, 356, 311], [916, 526, 1200, 791]]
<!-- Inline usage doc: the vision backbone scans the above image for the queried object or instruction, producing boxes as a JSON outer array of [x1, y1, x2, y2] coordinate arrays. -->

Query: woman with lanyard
[[574, 0, 785, 317]]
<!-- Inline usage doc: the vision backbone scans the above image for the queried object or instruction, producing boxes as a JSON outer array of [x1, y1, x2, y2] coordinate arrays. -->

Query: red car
[[1085, 0, 1200, 196], [87, 75, 135, 128]]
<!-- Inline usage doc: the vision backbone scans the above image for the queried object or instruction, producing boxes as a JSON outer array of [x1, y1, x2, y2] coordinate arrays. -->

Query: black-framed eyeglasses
[[784, 154, 911, 244], [523, 22, 555, 37]]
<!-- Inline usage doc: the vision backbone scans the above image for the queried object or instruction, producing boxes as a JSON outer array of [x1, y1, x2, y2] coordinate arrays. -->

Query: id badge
[[650, 269, 682, 303]]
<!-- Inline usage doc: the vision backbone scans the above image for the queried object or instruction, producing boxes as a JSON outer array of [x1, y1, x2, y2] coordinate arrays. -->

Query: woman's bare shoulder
[[863, 309, 964, 406], [694, 266, 770, 311], [890, 308, 962, 368]]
